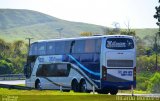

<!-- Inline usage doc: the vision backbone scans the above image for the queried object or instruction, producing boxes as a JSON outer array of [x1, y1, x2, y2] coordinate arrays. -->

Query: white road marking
[[117, 93, 160, 97], [0, 80, 25, 85]]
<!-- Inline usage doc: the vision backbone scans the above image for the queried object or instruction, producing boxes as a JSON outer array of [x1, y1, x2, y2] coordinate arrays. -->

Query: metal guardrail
[[0, 84, 32, 90], [0, 74, 25, 81]]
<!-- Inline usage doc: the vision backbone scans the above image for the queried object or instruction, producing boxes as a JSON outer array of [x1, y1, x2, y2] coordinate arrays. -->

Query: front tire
[[35, 80, 42, 90]]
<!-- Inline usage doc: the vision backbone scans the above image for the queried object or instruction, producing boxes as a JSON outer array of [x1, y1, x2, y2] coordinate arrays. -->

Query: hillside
[[134, 28, 158, 39], [0, 9, 158, 42], [0, 9, 104, 41]]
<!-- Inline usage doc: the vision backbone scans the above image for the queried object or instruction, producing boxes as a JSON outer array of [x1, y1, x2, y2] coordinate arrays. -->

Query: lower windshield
[[106, 38, 134, 50]]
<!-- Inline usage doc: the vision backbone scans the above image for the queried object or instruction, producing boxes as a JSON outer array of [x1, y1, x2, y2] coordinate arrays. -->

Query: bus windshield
[[106, 38, 134, 50]]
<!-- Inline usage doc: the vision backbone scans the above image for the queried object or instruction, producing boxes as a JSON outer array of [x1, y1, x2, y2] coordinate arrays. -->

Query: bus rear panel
[[101, 36, 136, 91]]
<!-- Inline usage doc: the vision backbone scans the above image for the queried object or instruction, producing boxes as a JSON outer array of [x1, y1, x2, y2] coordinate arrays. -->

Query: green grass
[[16, 84, 25, 86], [0, 88, 158, 101], [119, 90, 150, 94], [0, 88, 115, 101], [0, 88, 87, 95], [0, 87, 150, 95], [133, 90, 150, 94]]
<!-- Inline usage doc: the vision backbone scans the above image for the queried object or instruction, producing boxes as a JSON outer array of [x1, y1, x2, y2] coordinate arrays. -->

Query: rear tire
[[72, 80, 79, 92], [109, 88, 118, 95], [80, 80, 87, 92], [97, 89, 109, 94], [63, 90, 70, 92]]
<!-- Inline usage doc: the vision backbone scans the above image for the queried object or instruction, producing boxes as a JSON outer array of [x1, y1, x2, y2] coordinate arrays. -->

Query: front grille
[[107, 60, 133, 67]]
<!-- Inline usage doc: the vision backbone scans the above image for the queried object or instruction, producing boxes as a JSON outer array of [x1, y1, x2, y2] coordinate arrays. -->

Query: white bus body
[[24, 35, 136, 95]]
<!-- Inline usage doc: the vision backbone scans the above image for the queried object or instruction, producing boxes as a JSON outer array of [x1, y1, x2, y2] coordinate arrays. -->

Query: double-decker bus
[[24, 35, 136, 95]]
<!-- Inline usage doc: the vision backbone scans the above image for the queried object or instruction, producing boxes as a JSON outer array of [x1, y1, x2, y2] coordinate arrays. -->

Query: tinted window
[[24, 64, 32, 78], [96, 39, 101, 53], [37, 42, 46, 55], [55, 41, 65, 54], [46, 42, 55, 55], [64, 41, 72, 53], [73, 40, 85, 53], [29, 43, 38, 55], [36, 63, 71, 77], [106, 38, 134, 50], [85, 39, 96, 53]]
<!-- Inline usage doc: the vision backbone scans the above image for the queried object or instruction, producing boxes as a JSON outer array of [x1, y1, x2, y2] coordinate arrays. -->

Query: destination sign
[[107, 41, 126, 48]]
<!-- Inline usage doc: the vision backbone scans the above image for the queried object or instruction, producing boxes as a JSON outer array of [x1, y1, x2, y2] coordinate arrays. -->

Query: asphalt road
[[0, 80, 25, 85]]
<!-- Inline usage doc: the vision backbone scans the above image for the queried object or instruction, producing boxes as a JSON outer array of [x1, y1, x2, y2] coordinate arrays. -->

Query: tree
[[124, 20, 131, 33], [148, 72, 160, 93], [12, 40, 26, 58], [121, 20, 136, 36], [11, 40, 28, 73], [153, 0, 160, 70], [120, 30, 136, 36], [0, 38, 28, 74], [0, 39, 12, 59], [80, 32, 93, 36], [112, 22, 120, 33]]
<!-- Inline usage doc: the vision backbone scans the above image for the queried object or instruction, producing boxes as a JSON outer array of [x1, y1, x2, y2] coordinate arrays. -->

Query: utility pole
[[56, 28, 63, 38], [153, 0, 160, 70], [25, 38, 33, 56], [26, 38, 33, 49]]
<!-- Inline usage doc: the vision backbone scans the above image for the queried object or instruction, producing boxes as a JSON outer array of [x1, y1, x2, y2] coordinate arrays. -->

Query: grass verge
[[0, 88, 158, 101]]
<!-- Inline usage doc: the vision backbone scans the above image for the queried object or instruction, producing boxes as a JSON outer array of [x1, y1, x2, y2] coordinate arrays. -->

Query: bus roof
[[32, 35, 134, 44]]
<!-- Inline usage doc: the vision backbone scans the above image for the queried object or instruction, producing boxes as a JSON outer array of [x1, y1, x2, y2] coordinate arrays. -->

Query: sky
[[0, 0, 159, 28]]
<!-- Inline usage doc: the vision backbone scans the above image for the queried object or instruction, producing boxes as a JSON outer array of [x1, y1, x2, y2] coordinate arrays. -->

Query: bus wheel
[[72, 80, 79, 92], [80, 80, 87, 92], [35, 80, 41, 90], [97, 89, 109, 94], [109, 88, 118, 95], [63, 90, 70, 92]]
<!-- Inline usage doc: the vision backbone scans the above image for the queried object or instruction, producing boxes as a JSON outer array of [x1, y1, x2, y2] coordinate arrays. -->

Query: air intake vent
[[107, 60, 133, 67]]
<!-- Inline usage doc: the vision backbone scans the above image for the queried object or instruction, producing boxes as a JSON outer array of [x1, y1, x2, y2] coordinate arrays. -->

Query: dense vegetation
[[0, 39, 27, 74]]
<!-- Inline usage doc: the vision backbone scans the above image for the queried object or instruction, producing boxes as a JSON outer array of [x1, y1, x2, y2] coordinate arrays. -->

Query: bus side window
[[29, 43, 38, 55], [37, 42, 46, 55], [65, 41, 72, 54], [56, 64, 70, 76], [46, 42, 55, 55], [73, 40, 85, 53], [36, 64, 43, 76], [85, 39, 96, 53], [55, 41, 65, 54], [24, 63, 32, 78], [96, 39, 101, 53], [36, 63, 71, 77], [67, 64, 71, 73]]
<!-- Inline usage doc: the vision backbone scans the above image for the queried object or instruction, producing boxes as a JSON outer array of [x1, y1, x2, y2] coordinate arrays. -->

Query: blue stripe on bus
[[68, 54, 100, 76]]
